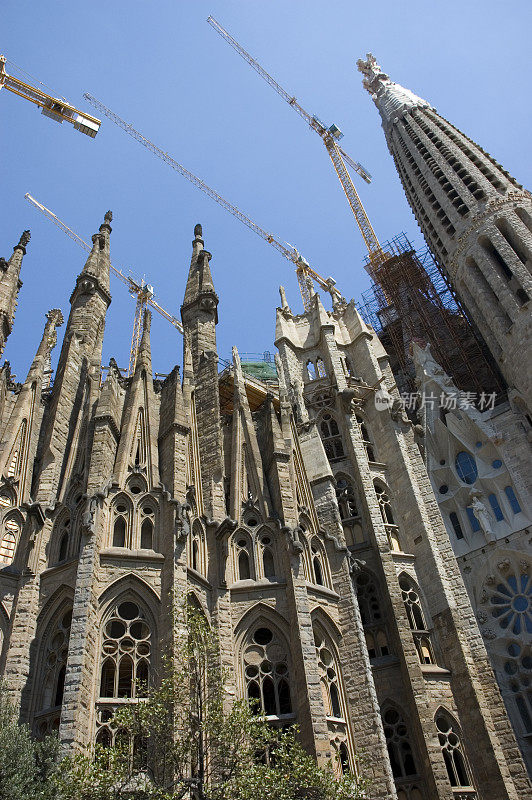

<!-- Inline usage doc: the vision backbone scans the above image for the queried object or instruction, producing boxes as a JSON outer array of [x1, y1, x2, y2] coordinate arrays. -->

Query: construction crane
[[1, 55, 100, 137], [206, 16, 389, 276], [24, 193, 183, 376], [83, 93, 345, 312]]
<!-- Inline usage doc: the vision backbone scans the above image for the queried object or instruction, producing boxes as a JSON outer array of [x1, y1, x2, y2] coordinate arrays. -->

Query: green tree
[[0, 687, 58, 800], [54, 603, 368, 800]]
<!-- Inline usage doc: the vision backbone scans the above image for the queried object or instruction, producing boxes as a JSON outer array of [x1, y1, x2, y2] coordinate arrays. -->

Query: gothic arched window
[[355, 571, 390, 660], [51, 514, 71, 564], [189, 521, 207, 576], [306, 361, 316, 381], [259, 531, 276, 579], [320, 413, 344, 461], [449, 512, 464, 540], [310, 538, 329, 588], [110, 495, 133, 549], [34, 606, 72, 738], [139, 504, 154, 550], [356, 415, 376, 462], [234, 533, 254, 582], [435, 712, 472, 788], [382, 706, 418, 780], [374, 482, 401, 551], [399, 575, 434, 665], [0, 517, 19, 565], [97, 599, 152, 747], [243, 626, 292, 719]]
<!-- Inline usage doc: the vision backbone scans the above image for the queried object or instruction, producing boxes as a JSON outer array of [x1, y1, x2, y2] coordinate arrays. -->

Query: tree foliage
[[0, 687, 58, 800]]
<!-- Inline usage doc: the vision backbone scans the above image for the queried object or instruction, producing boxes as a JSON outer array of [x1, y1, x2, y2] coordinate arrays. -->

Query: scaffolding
[[358, 233, 505, 401]]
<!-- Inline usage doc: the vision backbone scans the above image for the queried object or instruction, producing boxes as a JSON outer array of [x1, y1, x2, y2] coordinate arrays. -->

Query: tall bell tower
[[357, 54, 532, 410]]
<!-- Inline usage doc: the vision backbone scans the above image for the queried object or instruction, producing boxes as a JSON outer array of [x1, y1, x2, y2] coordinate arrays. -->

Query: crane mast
[[24, 193, 183, 376], [1, 55, 100, 137], [206, 17, 389, 275], [83, 93, 346, 311]]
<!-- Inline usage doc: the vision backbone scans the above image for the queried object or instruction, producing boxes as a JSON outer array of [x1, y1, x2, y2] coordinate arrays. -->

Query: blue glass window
[[488, 494, 504, 521], [492, 459, 502, 469], [504, 486, 522, 514], [449, 512, 464, 540], [466, 507, 480, 533], [455, 452, 478, 485]]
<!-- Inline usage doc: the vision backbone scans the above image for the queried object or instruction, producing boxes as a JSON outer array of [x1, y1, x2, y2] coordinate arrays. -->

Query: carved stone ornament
[[297, 419, 316, 435], [348, 554, 366, 576], [282, 524, 304, 555], [477, 610, 488, 625], [174, 501, 192, 542], [482, 628, 497, 641], [81, 495, 99, 535]]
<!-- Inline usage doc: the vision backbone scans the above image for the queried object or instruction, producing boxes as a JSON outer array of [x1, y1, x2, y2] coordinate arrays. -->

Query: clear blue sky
[[2, 1, 531, 379]]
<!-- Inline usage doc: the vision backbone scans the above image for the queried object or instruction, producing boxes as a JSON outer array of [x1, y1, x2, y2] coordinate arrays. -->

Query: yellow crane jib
[[0, 55, 100, 137]]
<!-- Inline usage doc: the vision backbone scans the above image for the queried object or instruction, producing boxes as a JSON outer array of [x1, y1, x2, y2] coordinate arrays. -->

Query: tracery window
[[34, 607, 72, 738], [335, 476, 365, 547], [112, 497, 131, 548], [139, 504, 154, 550], [316, 358, 327, 378], [97, 600, 151, 746], [259, 531, 276, 579], [243, 626, 292, 719], [320, 413, 345, 461], [489, 569, 532, 635], [234, 533, 254, 581], [503, 642, 532, 734], [435, 712, 472, 789], [374, 482, 401, 551], [309, 537, 329, 588], [399, 575, 434, 665], [0, 516, 19, 565], [355, 571, 391, 660], [189, 520, 206, 576], [382, 706, 418, 780], [314, 626, 343, 719], [355, 415, 376, 462]]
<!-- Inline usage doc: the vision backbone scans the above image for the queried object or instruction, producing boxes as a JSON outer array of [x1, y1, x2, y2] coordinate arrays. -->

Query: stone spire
[[77, 211, 112, 296], [34, 212, 112, 503], [357, 53, 431, 130], [0, 230, 30, 358], [182, 223, 218, 315], [357, 52, 532, 410], [0, 309, 63, 503]]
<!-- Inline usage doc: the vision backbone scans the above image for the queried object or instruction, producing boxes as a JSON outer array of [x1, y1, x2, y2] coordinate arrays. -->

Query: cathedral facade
[[0, 57, 530, 800]]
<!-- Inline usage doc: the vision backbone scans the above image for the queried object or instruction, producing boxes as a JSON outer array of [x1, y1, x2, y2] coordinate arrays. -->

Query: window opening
[[488, 493, 504, 522], [243, 627, 292, 719], [436, 714, 471, 788], [449, 512, 464, 540], [356, 572, 390, 659], [465, 506, 481, 533], [504, 486, 522, 514], [316, 358, 327, 378], [356, 415, 375, 462], [374, 483, 400, 551], [319, 414, 345, 461], [382, 707, 418, 779], [455, 452, 478, 484]]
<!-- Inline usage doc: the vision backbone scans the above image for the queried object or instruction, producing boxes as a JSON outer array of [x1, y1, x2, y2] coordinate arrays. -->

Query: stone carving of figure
[[469, 493, 496, 543]]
